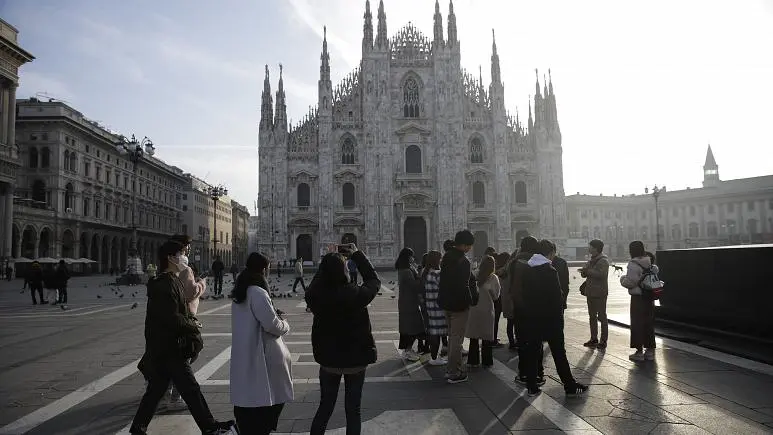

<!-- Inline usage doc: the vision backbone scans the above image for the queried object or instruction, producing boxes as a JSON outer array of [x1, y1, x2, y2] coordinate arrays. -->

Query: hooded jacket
[[438, 248, 479, 312], [506, 250, 533, 315], [306, 251, 380, 368], [620, 256, 659, 296], [520, 254, 565, 341]]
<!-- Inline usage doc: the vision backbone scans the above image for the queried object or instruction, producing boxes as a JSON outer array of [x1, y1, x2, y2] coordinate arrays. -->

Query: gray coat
[[397, 268, 425, 335], [466, 274, 501, 340]]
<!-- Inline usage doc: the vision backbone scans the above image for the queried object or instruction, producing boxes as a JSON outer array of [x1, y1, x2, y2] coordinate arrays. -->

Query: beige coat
[[466, 274, 501, 340], [179, 266, 206, 314], [580, 254, 610, 298]]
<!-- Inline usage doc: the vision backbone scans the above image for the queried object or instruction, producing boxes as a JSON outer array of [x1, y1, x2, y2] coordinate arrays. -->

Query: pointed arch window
[[342, 183, 355, 208], [470, 138, 484, 163], [472, 181, 485, 207], [515, 181, 527, 204], [297, 183, 310, 207], [341, 137, 356, 164], [405, 145, 422, 173], [403, 77, 420, 118]]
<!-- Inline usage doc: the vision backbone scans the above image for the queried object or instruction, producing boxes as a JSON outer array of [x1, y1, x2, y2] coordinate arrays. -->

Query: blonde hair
[[477, 255, 495, 283]]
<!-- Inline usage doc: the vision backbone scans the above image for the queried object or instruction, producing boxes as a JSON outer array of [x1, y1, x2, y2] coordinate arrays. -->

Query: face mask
[[179, 254, 189, 268], [168, 255, 184, 273]]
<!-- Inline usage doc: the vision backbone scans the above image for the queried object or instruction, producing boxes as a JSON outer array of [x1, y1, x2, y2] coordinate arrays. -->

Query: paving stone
[[661, 403, 773, 435], [584, 416, 658, 433], [693, 393, 773, 424], [649, 423, 711, 434], [668, 371, 773, 409], [608, 398, 688, 423]]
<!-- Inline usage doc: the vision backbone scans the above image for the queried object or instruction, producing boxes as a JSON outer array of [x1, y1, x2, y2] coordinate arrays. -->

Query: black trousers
[[130, 357, 217, 434], [467, 339, 494, 366], [30, 285, 44, 304], [234, 404, 284, 435], [493, 297, 503, 341], [524, 337, 575, 390], [292, 277, 306, 292], [506, 318, 516, 346], [398, 334, 417, 350], [58, 286, 68, 304], [311, 368, 366, 435]]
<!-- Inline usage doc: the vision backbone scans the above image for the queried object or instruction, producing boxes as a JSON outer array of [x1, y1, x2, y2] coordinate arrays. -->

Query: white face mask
[[179, 254, 189, 268], [168, 254, 184, 273]]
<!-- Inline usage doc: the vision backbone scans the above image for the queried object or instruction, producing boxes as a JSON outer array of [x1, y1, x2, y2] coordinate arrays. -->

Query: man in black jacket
[[507, 236, 539, 383], [438, 230, 479, 384], [521, 239, 588, 397], [210, 257, 224, 298], [552, 254, 570, 310]]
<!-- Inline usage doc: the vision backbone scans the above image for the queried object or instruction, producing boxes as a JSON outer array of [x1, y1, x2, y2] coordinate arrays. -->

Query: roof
[[704, 145, 717, 168]]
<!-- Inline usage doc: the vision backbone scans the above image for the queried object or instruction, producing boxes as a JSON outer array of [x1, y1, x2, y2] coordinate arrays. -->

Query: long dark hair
[[158, 240, 184, 272], [421, 250, 442, 279], [477, 255, 496, 283], [232, 252, 270, 304], [312, 253, 349, 289], [395, 247, 414, 270]]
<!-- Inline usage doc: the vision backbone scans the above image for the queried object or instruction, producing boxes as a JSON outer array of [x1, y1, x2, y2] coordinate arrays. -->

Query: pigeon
[[97, 294, 102, 299], [119, 294, 124, 298], [60, 305, 67, 311], [131, 302, 138, 309], [131, 293, 136, 298], [19, 289, 25, 294]]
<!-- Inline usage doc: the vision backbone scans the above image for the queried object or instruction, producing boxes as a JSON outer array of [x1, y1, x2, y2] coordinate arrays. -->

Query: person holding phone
[[306, 243, 381, 435]]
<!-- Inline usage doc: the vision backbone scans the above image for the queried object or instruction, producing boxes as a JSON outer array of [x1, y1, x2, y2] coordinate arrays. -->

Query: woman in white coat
[[466, 255, 501, 368], [230, 252, 293, 434]]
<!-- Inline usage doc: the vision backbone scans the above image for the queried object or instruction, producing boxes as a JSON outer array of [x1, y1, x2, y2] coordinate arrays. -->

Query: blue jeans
[[310, 368, 366, 435]]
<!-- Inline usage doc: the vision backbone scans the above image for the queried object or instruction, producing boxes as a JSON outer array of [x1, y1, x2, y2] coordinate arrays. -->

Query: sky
[[3, 0, 773, 210]]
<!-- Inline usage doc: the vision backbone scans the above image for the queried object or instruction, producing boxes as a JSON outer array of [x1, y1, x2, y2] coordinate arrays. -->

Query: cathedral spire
[[260, 64, 274, 131], [433, 0, 444, 47], [490, 29, 501, 85], [363, 0, 373, 52], [543, 73, 548, 98], [535, 68, 541, 98], [703, 144, 720, 186], [548, 68, 554, 95], [447, 0, 457, 47], [320, 26, 330, 82], [375, 0, 388, 49], [274, 63, 287, 131], [527, 95, 533, 131]]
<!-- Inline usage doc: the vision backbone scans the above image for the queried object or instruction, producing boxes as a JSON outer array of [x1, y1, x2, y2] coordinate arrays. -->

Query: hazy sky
[[4, 0, 773, 209]]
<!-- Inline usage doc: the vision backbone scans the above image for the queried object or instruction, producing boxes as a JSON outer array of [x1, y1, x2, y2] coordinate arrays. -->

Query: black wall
[[657, 245, 773, 339]]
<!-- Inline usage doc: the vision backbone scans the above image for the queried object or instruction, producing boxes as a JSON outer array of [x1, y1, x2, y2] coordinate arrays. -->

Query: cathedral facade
[[258, 0, 567, 266]]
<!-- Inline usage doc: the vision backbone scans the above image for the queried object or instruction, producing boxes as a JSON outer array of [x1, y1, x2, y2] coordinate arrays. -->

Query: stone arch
[[297, 183, 310, 207], [340, 134, 357, 165], [469, 135, 485, 164], [405, 145, 422, 174], [62, 229, 75, 258], [90, 234, 100, 264], [38, 227, 52, 258], [120, 237, 128, 270], [401, 72, 423, 118], [21, 225, 36, 258]]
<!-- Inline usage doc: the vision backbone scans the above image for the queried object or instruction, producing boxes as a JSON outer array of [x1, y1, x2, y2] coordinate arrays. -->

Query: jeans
[[524, 336, 575, 390], [468, 339, 494, 366], [398, 334, 419, 350], [129, 357, 217, 433], [30, 285, 44, 304], [213, 275, 224, 295], [234, 404, 284, 435], [310, 368, 366, 435], [292, 277, 306, 292], [445, 310, 470, 376], [57, 287, 68, 304], [587, 296, 609, 343]]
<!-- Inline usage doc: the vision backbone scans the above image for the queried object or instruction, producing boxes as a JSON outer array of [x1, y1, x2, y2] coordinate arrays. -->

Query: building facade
[[13, 98, 186, 271], [247, 215, 259, 255], [565, 146, 773, 260], [258, 0, 566, 266], [181, 174, 233, 272], [0, 19, 34, 261], [231, 201, 250, 267]]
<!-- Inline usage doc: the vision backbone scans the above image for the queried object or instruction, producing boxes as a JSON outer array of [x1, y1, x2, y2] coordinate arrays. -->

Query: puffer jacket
[[620, 256, 659, 296]]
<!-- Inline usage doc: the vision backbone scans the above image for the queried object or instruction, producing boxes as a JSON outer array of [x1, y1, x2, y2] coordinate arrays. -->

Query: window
[[64, 183, 74, 210], [124, 176, 128, 190], [95, 200, 101, 218], [183, 205, 188, 211], [641, 226, 649, 239], [95, 166, 102, 182], [85, 145, 90, 153], [671, 224, 681, 240], [514, 181, 527, 204], [83, 198, 90, 217], [708, 204, 715, 214], [297, 183, 310, 207], [124, 207, 129, 222], [727, 203, 734, 213], [114, 205, 120, 222], [581, 226, 589, 238], [470, 138, 484, 163], [405, 145, 422, 173], [70, 153, 77, 173], [725, 219, 737, 234], [748, 201, 755, 211], [182, 193, 188, 200], [342, 183, 355, 208], [689, 222, 699, 238], [581, 210, 587, 218], [29, 147, 38, 168], [403, 77, 420, 118], [31, 179, 46, 203], [40, 147, 50, 168], [106, 169, 111, 185], [628, 227, 635, 240], [115, 173, 120, 185], [690, 205, 696, 217], [707, 221, 718, 237], [96, 150, 100, 158], [672, 208, 678, 217], [748, 219, 758, 234], [64, 150, 70, 171], [472, 181, 485, 207], [105, 203, 111, 221], [84, 161, 91, 177], [341, 137, 356, 164], [182, 224, 188, 235], [593, 226, 601, 238]]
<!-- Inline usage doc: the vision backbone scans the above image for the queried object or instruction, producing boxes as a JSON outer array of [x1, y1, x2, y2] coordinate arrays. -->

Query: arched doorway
[[120, 238, 128, 270], [296, 234, 313, 263], [90, 235, 100, 272], [403, 217, 427, 257], [38, 228, 51, 258], [341, 233, 357, 245], [515, 230, 530, 247], [11, 225, 20, 258], [473, 231, 489, 259], [21, 226, 36, 258], [101, 237, 109, 273], [111, 236, 119, 271], [62, 230, 75, 258]]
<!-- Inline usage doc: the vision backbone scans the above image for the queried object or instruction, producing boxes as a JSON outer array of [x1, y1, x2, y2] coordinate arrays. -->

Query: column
[[0, 84, 8, 145], [3, 184, 11, 257], [7, 84, 16, 150]]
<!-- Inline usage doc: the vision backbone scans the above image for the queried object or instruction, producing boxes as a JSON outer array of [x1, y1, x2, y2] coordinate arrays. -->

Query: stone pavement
[[0, 271, 772, 434]]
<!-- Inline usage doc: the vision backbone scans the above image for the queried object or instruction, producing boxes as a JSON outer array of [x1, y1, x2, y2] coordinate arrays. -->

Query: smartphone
[[337, 244, 350, 254]]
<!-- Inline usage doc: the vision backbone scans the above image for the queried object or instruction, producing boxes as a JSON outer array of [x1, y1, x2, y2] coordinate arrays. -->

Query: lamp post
[[207, 185, 228, 262], [115, 134, 155, 252], [645, 185, 664, 251]]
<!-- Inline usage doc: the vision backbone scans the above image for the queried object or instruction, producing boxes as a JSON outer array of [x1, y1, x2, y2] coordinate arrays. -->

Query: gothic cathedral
[[258, 0, 566, 266]]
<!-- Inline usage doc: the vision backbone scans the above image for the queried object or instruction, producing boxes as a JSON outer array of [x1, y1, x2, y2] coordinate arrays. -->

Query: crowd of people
[[125, 228, 659, 434]]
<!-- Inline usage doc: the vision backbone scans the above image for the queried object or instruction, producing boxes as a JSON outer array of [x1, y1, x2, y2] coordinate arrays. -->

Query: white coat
[[230, 285, 293, 408]]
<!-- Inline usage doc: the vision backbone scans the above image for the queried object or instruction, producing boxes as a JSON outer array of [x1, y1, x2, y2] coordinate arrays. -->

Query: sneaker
[[629, 350, 645, 361], [583, 339, 598, 348], [595, 342, 607, 350], [515, 376, 528, 385], [447, 373, 468, 384], [468, 363, 480, 368], [401, 349, 420, 362], [204, 420, 238, 435], [536, 376, 546, 386], [527, 386, 542, 396], [429, 358, 447, 366], [644, 348, 655, 360], [565, 383, 589, 396]]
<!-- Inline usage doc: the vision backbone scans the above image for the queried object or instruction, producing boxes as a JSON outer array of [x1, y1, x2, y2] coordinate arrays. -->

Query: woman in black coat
[[306, 243, 381, 435]]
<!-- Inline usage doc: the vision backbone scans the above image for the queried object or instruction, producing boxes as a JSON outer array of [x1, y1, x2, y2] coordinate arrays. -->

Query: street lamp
[[115, 134, 155, 251], [207, 185, 228, 261], [645, 185, 664, 251]]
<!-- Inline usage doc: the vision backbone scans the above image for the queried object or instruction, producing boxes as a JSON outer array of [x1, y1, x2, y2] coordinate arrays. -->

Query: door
[[296, 234, 313, 263], [473, 231, 489, 259], [403, 217, 427, 257]]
